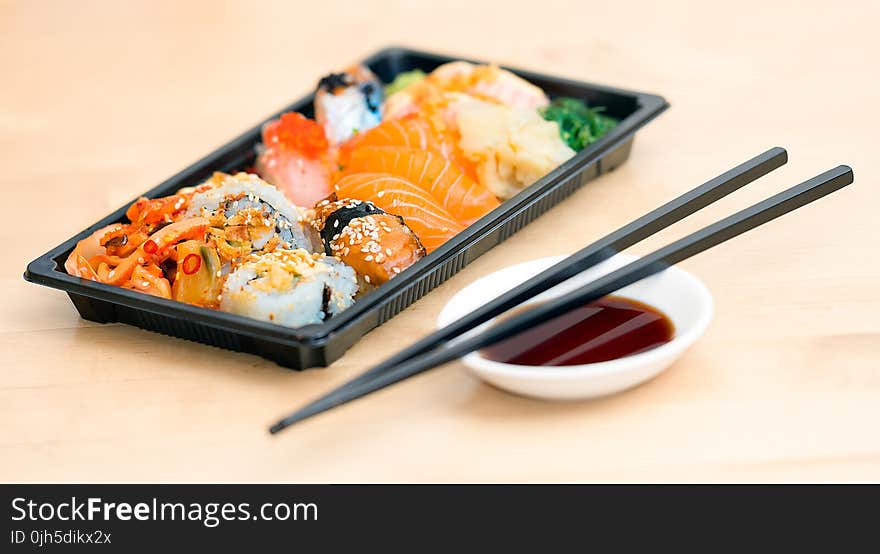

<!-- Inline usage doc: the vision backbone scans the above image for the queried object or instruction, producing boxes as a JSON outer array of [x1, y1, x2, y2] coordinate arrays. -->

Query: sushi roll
[[221, 248, 357, 327], [313, 197, 425, 286], [185, 172, 321, 258], [314, 64, 383, 145]]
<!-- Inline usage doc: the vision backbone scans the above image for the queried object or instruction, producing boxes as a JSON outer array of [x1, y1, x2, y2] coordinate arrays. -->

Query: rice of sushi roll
[[315, 64, 383, 145], [220, 248, 358, 327], [185, 172, 321, 254]]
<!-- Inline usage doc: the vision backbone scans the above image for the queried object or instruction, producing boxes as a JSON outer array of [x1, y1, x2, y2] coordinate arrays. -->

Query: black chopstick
[[269, 147, 788, 432], [272, 164, 852, 432]]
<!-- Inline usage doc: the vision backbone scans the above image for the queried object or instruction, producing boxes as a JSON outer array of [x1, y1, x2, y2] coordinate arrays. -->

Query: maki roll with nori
[[185, 172, 321, 258], [221, 248, 357, 327], [313, 197, 425, 287]]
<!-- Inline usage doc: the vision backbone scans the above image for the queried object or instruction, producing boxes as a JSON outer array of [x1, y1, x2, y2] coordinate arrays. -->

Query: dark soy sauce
[[480, 296, 675, 366]]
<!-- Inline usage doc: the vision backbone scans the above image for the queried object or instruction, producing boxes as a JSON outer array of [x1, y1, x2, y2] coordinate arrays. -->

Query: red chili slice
[[143, 240, 158, 254], [181, 253, 202, 275]]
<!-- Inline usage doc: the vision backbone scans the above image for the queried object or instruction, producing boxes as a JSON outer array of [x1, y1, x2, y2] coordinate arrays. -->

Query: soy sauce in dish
[[480, 296, 674, 366]]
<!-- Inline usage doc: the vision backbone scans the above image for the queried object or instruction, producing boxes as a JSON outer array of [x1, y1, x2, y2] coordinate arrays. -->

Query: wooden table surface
[[2, 0, 878, 482]]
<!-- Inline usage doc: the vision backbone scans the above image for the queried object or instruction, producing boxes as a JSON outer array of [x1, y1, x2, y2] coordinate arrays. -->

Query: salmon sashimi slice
[[344, 146, 500, 225], [339, 115, 444, 164], [339, 115, 480, 182], [334, 172, 464, 253]]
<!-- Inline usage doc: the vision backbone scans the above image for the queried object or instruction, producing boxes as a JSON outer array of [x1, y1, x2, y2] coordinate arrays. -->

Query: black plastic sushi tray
[[24, 46, 668, 370]]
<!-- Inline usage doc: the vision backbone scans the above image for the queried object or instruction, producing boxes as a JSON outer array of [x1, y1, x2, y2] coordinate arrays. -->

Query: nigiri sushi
[[313, 197, 425, 286], [315, 65, 383, 145], [343, 146, 500, 224], [333, 172, 464, 253], [221, 248, 358, 327], [255, 112, 333, 207]]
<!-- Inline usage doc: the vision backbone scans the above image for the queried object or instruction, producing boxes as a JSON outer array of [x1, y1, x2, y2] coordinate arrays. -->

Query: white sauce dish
[[436, 254, 714, 400]]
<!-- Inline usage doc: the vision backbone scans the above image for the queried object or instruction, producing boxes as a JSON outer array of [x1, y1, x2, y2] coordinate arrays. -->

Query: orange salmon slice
[[334, 172, 465, 253], [344, 146, 499, 225]]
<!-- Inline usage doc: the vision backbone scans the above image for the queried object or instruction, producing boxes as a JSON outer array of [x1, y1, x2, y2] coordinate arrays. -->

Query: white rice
[[220, 249, 357, 327]]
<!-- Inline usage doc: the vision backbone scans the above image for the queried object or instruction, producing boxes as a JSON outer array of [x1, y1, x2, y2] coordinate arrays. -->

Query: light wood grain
[[1, 0, 878, 482]]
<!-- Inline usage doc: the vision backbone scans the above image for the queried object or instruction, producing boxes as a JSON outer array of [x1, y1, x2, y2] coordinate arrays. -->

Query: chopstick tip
[[771, 146, 788, 162], [269, 403, 326, 434], [268, 418, 296, 435]]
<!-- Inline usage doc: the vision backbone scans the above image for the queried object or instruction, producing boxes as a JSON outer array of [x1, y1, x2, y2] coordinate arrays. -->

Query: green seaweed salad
[[540, 97, 618, 151]]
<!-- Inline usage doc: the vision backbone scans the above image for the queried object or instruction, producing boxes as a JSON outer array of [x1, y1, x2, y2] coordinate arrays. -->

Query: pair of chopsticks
[[270, 147, 853, 433]]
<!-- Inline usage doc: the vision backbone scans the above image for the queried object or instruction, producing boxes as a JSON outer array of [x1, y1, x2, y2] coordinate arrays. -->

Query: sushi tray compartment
[[24, 46, 668, 370]]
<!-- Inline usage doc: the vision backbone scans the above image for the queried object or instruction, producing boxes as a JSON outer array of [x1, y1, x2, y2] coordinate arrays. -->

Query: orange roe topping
[[262, 112, 328, 160]]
